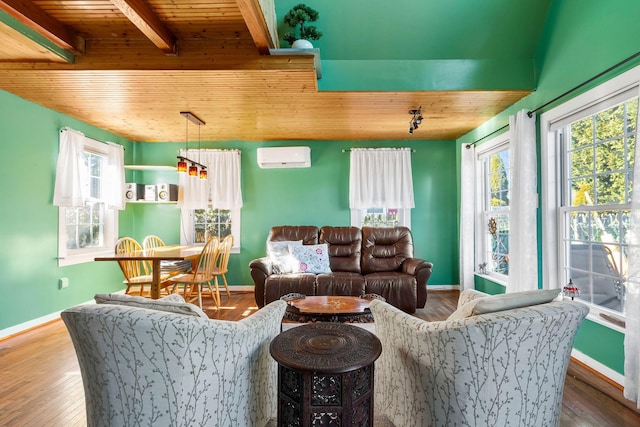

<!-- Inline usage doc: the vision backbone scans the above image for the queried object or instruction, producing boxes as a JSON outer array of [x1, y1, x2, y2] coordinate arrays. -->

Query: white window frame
[[350, 208, 411, 229], [57, 137, 118, 266], [474, 132, 511, 285], [180, 208, 240, 253], [541, 64, 640, 329]]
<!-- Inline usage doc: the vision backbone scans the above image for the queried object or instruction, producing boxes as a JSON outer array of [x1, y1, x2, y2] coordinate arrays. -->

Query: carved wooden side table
[[270, 322, 382, 427]]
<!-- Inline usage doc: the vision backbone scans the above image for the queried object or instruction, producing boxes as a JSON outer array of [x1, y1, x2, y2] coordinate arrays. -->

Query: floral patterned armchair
[[369, 290, 589, 427], [62, 295, 287, 427]]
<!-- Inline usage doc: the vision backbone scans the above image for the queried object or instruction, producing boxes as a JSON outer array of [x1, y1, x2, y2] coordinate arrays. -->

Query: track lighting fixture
[[177, 111, 208, 179], [408, 106, 423, 135]]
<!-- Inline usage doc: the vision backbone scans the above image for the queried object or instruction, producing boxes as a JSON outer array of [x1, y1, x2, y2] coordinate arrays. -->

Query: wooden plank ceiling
[[0, 0, 529, 142]]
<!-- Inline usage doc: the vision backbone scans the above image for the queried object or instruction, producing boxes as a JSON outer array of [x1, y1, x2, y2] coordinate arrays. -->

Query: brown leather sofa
[[249, 225, 433, 313]]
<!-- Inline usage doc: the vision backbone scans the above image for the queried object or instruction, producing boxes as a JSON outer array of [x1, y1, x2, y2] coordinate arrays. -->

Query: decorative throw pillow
[[94, 293, 209, 319], [447, 289, 561, 321], [267, 240, 303, 274], [290, 243, 331, 274]]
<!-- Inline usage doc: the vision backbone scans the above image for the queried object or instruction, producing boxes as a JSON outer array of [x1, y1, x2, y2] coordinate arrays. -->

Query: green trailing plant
[[282, 4, 322, 46]]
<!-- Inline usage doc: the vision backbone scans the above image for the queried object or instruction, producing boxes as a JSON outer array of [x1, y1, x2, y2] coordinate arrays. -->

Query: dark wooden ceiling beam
[[0, 0, 84, 55], [110, 0, 177, 55], [236, 0, 277, 54]]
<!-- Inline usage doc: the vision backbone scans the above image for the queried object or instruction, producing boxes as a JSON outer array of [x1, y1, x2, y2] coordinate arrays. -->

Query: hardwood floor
[[1, 291, 639, 426]]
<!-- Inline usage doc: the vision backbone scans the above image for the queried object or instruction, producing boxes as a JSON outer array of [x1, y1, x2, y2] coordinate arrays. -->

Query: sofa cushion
[[94, 293, 209, 319], [290, 243, 332, 274], [268, 225, 319, 245], [361, 226, 413, 274], [447, 289, 561, 321], [316, 272, 366, 296], [267, 240, 302, 274], [264, 274, 317, 305], [364, 272, 417, 313], [320, 226, 362, 273]]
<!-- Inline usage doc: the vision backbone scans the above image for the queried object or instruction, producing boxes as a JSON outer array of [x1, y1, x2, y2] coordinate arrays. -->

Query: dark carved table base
[[270, 323, 382, 427]]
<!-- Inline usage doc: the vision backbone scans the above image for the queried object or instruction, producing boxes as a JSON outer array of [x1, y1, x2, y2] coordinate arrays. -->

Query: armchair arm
[[249, 256, 274, 308], [402, 258, 433, 308], [457, 289, 488, 308]]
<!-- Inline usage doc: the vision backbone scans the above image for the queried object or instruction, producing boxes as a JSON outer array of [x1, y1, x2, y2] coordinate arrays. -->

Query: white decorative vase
[[292, 39, 313, 49]]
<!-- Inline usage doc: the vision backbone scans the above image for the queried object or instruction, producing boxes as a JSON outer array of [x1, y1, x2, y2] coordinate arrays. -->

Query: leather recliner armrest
[[402, 258, 434, 309], [249, 257, 274, 307], [402, 258, 433, 276]]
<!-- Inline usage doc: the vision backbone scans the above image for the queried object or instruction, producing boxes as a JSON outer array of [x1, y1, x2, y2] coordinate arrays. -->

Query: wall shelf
[[126, 200, 177, 204], [125, 165, 176, 171], [269, 48, 322, 79]]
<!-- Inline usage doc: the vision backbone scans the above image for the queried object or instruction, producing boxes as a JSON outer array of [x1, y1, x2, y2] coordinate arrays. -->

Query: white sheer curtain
[[178, 149, 243, 210], [349, 148, 414, 209], [53, 128, 87, 207], [460, 143, 475, 291], [177, 148, 208, 209], [105, 143, 125, 210], [624, 87, 640, 408], [508, 110, 538, 293]]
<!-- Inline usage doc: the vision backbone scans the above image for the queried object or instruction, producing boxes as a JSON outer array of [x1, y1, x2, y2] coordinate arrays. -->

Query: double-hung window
[[542, 66, 640, 318], [475, 135, 511, 281], [57, 136, 118, 266]]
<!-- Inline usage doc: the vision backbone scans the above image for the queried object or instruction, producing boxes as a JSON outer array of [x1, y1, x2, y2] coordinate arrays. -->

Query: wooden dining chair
[[166, 237, 220, 309], [142, 234, 165, 250], [143, 235, 193, 276], [115, 237, 161, 296], [211, 234, 234, 306]]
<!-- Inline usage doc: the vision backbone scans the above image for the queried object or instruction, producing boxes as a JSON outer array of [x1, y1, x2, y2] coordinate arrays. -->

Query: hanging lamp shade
[[188, 164, 198, 177], [177, 157, 188, 173], [199, 168, 208, 180]]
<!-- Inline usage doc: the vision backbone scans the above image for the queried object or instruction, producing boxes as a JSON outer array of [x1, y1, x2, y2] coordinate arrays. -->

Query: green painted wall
[[0, 90, 136, 330], [0, 93, 457, 332], [132, 140, 458, 289], [457, 0, 640, 375], [274, 0, 547, 91]]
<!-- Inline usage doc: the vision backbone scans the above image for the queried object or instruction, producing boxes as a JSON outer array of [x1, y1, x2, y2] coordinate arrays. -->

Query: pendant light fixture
[[408, 106, 423, 135], [198, 122, 208, 180], [177, 111, 207, 178]]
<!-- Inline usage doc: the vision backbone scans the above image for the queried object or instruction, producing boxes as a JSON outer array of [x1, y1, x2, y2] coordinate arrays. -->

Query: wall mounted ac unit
[[257, 146, 311, 169]]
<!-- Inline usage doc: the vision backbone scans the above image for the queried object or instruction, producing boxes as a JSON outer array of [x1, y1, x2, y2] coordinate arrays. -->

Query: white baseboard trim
[[0, 297, 97, 340], [0, 289, 257, 340], [571, 348, 624, 386], [427, 284, 460, 290]]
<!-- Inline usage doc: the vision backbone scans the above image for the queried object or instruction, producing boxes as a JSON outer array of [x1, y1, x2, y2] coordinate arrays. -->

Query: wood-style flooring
[[1, 291, 639, 426]]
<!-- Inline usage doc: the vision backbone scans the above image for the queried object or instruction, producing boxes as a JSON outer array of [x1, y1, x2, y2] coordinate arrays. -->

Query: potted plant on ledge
[[283, 4, 322, 49]]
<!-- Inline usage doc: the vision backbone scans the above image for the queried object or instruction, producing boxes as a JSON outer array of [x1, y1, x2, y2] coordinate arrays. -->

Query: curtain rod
[[466, 50, 640, 150], [342, 148, 416, 152], [527, 50, 640, 118], [60, 127, 124, 150], [465, 124, 509, 149]]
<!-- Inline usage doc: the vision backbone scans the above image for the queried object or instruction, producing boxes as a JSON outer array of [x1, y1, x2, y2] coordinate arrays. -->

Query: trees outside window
[[558, 97, 637, 314], [541, 66, 640, 318]]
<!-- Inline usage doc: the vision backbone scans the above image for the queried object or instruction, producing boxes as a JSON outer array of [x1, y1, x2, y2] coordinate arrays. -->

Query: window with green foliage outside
[[478, 146, 511, 278], [559, 96, 637, 314], [194, 208, 232, 243]]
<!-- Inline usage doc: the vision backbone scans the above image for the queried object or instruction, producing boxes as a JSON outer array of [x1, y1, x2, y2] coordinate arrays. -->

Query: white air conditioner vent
[[257, 146, 311, 169]]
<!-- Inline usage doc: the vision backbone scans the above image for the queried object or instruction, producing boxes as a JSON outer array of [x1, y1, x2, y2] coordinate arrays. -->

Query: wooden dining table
[[95, 244, 203, 299]]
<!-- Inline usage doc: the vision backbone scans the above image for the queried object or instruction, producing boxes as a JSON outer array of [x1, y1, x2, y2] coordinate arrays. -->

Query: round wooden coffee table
[[281, 294, 383, 323]]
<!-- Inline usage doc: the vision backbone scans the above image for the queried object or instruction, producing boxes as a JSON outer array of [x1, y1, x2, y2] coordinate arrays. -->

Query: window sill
[[584, 307, 626, 334], [473, 272, 508, 288], [59, 248, 113, 267]]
